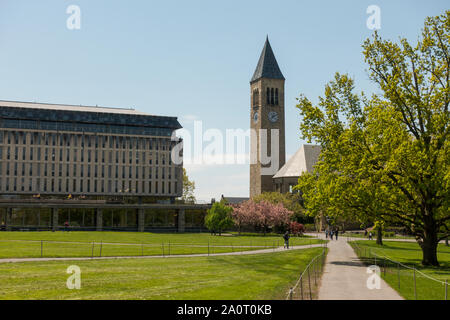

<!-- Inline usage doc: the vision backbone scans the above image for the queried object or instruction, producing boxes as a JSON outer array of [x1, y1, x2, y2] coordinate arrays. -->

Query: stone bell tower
[[249, 37, 286, 197]]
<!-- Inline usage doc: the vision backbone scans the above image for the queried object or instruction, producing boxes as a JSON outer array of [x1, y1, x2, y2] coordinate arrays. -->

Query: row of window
[[0, 177, 179, 195], [0, 130, 175, 150], [0, 146, 176, 165], [252, 88, 280, 106], [0, 118, 174, 137], [0, 162, 180, 180], [0, 106, 180, 129], [1, 209, 204, 228], [266, 87, 279, 105]]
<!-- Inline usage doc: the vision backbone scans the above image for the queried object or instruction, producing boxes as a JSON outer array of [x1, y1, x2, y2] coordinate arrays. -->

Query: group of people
[[283, 228, 340, 249], [325, 229, 339, 240]]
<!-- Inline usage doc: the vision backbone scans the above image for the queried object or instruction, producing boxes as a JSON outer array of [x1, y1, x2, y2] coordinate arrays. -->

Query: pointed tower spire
[[250, 37, 285, 83]]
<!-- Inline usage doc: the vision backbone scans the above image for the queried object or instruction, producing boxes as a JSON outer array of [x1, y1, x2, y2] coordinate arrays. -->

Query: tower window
[[253, 89, 259, 106], [270, 88, 275, 105], [266, 88, 270, 104], [275, 88, 279, 105]]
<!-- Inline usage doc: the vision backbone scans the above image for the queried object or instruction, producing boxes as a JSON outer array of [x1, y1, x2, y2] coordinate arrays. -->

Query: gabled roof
[[273, 144, 322, 179], [220, 195, 249, 205], [250, 37, 285, 83]]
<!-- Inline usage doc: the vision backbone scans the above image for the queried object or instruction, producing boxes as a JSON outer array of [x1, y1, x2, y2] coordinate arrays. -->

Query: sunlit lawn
[[0, 247, 325, 300], [350, 240, 450, 300]]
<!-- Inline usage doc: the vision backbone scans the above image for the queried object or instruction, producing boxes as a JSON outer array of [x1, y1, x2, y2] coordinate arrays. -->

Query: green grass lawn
[[0, 231, 323, 259], [350, 240, 450, 300], [0, 247, 326, 300], [341, 232, 414, 240]]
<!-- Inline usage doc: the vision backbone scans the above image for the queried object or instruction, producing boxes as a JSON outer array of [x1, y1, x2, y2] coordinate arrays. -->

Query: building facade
[[250, 37, 286, 197], [0, 100, 183, 202]]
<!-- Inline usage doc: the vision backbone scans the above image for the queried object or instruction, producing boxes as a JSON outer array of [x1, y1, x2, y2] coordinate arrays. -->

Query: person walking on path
[[283, 231, 290, 249], [325, 230, 329, 239], [334, 229, 339, 240], [330, 230, 334, 240], [368, 232, 373, 240]]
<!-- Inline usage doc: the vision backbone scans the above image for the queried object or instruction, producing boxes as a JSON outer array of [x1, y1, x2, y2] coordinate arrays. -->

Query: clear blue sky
[[0, 1, 448, 201]]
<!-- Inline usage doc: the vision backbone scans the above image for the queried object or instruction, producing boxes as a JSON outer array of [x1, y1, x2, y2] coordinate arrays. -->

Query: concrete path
[[0, 243, 325, 264], [317, 236, 403, 300], [305, 232, 446, 244]]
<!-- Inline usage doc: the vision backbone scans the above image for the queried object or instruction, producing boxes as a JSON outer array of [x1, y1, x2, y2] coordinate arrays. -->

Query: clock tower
[[250, 37, 286, 197]]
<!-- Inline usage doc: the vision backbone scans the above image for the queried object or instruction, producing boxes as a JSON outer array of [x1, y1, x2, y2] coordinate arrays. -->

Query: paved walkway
[[309, 233, 446, 244], [317, 236, 403, 300], [0, 243, 325, 264]]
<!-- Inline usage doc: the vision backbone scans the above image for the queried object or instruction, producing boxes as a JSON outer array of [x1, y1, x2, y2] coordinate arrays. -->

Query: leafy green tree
[[181, 168, 196, 204], [205, 201, 234, 235], [296, 11, 449, 266]]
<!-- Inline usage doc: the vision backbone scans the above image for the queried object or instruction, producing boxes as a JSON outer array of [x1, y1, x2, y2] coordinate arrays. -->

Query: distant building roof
[[250, 37, 285, 83], [0, 100, 182, 135], [0, 100, 150, 116], [221, 195, 249, 205], [273, 144, 322, 179]]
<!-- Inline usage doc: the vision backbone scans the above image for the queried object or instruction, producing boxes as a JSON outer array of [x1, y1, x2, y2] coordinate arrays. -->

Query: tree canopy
[[296, 11, 449, 266], [205, 201, 234, 235], [181, 168, 196, 204]]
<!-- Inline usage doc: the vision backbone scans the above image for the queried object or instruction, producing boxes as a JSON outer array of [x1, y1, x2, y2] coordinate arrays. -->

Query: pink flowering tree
[[271, 202, 293, 231], [232, 200, 257, 235], [233, 200, 293, 235]]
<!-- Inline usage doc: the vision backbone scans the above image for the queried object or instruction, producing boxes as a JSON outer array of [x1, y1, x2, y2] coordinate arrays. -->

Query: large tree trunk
[[419, 214, 439, 266], [419, 235, 439, 266], [446, 237, 448, 247], [376, 226, 383, 245]]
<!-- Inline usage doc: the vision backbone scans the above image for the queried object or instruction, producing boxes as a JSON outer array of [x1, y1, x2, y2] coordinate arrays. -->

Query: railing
[[286, 243, 327, 300], [351, 241, 448, 300], [0, 239, 286, 259], [1, 238, 326, 259]]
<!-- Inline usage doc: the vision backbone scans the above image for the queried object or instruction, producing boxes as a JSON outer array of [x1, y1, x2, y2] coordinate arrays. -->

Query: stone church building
[[249, 37, 321, 198]]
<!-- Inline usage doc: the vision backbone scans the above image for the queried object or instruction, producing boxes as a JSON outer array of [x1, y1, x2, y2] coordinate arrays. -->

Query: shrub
[[289, 222, 305, 235], [205, 202, 234, 235]]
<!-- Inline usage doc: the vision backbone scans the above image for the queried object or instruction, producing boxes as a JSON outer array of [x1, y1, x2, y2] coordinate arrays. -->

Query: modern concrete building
[[0, 100, 183, 201], [0, 100, 209, 232]]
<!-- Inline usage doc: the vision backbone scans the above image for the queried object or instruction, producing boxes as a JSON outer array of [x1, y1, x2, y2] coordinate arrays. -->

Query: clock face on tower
[[253, 111, 259, 123], [268, 111, 278, 123]]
